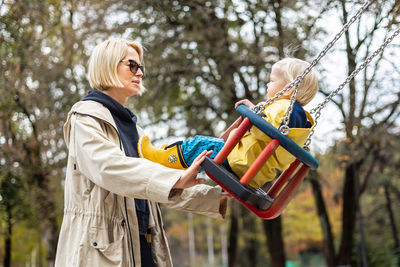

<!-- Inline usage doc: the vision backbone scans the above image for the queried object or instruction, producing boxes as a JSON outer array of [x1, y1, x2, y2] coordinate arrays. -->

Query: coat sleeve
[[72, 113, 184, 203], [163, 185, 227, 219]]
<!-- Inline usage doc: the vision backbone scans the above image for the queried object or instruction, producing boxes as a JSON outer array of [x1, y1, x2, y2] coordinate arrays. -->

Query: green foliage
[[0, 0, 118, 264], [113, 0, 326, 139]]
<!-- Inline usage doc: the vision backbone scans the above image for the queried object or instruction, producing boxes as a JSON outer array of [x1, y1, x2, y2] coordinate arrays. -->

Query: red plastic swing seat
[[201, 105, 319, 219]]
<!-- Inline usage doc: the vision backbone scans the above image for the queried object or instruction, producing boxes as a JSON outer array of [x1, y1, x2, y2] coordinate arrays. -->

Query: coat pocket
[[87, 225, 125, 266]]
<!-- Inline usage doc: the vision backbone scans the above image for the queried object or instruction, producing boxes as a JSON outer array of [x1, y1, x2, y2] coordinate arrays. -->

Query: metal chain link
[[253, 0, 374, 135], [303, 27, 400, 149], [279, 82, 300, 135]]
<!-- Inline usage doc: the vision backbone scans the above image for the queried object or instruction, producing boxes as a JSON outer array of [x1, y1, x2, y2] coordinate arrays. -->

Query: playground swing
[[201, 0, 400, 219]]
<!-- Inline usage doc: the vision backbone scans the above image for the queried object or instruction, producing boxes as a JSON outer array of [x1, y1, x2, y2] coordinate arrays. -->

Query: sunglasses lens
[[130, 61, 144, 75], [129, 61, 138, 73], [127, 60, 144, 76]]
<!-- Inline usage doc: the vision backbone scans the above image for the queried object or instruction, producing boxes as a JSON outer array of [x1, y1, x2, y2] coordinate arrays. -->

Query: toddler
[[138, 58, 319, 188]]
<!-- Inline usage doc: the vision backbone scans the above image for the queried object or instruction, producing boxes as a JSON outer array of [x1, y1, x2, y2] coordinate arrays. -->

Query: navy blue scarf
[[82, 90, 149, 235]]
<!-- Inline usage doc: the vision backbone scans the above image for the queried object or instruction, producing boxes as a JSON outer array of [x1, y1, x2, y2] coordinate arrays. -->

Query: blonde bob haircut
[[88, 39, 146, 94], [273, 58, 319, 106]]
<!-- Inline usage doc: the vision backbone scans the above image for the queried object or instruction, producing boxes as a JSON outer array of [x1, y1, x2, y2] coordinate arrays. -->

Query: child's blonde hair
[[87, 39, 146, 94], [273, 58, 319, 106]]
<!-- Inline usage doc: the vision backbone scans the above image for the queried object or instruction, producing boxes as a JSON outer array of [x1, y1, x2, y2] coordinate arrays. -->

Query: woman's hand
[[234, 99, 255, 109], [218, 189, 232, 215], [220, 189, 232, 200], [173, 150, 213, 189]]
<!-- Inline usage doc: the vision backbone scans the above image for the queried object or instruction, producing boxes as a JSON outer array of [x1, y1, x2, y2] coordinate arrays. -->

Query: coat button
[[92, 242, 97, 247]]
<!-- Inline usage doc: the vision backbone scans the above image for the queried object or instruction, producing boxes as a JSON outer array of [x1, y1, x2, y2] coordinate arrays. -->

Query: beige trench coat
[[55, 100, 226, 267]]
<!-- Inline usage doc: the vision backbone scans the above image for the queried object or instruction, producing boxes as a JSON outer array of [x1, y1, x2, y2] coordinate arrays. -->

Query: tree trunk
[[272, 0, 285, 58], [31, 172, 59, 267], [263, 217, 286, 267], [241, 207, 257, 267], [384, 184, 400, 267], [4, 201, 12, 267], [337, 1, 363, 265], [309, 172, 336, 267], [206, 217, 215, 266], [220, 224, 228, 267], [188, 213, 195, 267], [7, 99, 60, 265], [228, 201, 240, 267], [356, 174, 368, 267], [337, 162, 359, 266]]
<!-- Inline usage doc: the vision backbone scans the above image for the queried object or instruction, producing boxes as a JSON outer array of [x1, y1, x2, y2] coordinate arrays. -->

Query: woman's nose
[[136, 68, 144, 77]]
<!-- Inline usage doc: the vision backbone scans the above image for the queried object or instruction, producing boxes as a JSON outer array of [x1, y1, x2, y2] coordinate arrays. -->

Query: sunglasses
[[120, 59, 145, 76]]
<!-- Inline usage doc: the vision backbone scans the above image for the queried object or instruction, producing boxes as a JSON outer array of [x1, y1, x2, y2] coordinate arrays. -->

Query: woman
[[55, 39, 227, 267]]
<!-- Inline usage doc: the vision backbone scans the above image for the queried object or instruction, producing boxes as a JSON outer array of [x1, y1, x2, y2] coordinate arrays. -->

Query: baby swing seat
[[201, 104, 319, 219]]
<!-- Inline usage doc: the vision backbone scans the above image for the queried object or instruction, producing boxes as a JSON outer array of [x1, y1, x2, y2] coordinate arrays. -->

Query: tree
[[368, 132, 400, 266], [327, 1, 400, 265], [308, 169, 336, 267], [0, 0, 119, 264], [306, 1, 400, 265], [0, 173, 21, 267]]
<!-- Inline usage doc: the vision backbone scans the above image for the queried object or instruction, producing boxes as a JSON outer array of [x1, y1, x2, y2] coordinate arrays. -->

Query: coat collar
[[71, 100, 117, 129], [63, 100, 119, 149]]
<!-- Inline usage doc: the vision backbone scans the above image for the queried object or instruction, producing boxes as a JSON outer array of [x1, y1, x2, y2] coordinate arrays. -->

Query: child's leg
[[181, 136, 225, 166], [183, 136, 237, 177], [138, 135, 226, 170]]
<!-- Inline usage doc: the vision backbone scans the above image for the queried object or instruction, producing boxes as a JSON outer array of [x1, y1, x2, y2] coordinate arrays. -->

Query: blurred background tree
[[0, 0, 399, 266], [0, 0, 115, 265]]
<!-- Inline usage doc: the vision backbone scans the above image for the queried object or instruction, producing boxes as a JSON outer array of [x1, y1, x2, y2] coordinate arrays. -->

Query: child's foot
[[138, 135, 188, 169]]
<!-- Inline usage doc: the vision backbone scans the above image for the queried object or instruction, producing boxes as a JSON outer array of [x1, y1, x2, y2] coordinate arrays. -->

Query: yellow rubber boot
[[138, 135, 188, 169]]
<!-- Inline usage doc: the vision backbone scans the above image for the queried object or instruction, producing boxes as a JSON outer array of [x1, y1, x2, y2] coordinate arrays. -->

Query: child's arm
[[219, 99, 256, 141]]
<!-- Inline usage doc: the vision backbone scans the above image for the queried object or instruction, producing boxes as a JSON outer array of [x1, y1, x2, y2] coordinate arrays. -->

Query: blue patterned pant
[[182, 136, 224, 165], [181, 135, 234, 173]]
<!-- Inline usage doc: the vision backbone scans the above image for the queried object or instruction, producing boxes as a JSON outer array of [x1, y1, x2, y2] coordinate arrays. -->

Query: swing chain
[[253, 0, 374, 135], [303, 27, 400, 149], [279, 82, 301, 135]]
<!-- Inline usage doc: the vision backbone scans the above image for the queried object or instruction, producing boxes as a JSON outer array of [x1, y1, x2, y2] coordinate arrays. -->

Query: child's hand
[[173, 150, 213, 189], [234, 99, 255, 110]]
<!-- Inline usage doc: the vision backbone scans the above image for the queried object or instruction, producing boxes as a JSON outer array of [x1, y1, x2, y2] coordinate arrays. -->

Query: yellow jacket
[[227, 99, 314, 188]]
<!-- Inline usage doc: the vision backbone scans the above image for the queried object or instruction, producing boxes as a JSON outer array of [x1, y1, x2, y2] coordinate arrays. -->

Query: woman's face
[[116, 46, 144, 96], [105, 46, 144, 105], [266, 66, 289, 99]]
